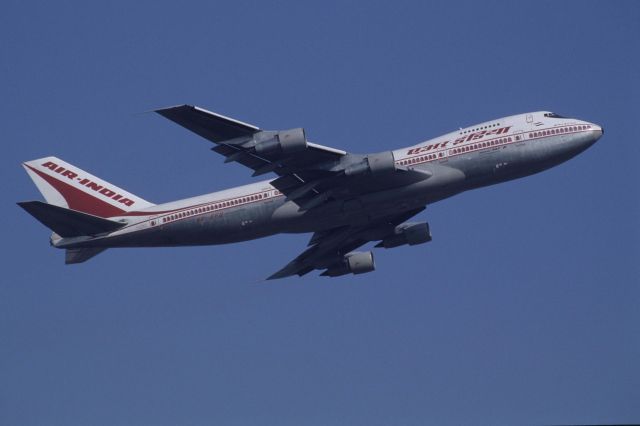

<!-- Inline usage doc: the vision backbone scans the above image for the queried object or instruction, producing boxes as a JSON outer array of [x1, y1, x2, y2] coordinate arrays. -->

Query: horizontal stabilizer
[[65, 248, 107, 264], [18, 201, 125, 238]]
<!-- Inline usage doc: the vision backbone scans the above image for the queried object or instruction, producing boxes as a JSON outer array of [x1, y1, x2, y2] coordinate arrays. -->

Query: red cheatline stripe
[[26, 166, 126, 218]]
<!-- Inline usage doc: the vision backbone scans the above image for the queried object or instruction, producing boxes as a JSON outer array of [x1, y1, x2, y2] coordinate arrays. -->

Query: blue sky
[[1, 1, 638, 424]]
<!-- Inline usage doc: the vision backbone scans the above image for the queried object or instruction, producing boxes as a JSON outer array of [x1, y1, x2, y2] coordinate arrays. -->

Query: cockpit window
[[544, 112, 567, 118]]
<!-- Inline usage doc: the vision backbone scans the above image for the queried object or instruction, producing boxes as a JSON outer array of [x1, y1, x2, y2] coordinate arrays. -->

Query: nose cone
[[573, 122, 604, 154], [593, 123, 604, 135], [591, 123, 604, 143]]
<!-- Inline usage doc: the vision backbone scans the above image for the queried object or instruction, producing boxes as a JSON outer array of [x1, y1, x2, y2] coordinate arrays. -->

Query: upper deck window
[[544, 112, 567, 119]]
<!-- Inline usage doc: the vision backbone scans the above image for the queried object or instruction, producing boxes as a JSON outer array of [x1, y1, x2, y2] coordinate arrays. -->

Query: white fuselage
[[56, 111, 602, 250]]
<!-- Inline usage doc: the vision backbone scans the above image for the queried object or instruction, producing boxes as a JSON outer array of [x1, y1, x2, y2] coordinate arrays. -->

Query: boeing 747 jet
[[19, 106, 603, 279]]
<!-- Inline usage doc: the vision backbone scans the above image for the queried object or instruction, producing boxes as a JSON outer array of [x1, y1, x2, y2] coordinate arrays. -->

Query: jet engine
[[376, 222, 432, 249], [321, 251, 376, 277], [254, 128, 307, 155], [344, 151, 396, 177]]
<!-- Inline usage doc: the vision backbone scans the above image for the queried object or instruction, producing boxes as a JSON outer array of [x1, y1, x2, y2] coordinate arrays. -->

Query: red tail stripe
[[27, 166, 126, 218]]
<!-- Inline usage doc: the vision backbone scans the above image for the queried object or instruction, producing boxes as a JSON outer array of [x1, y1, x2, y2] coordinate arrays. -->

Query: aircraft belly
[[271, 164, 466, 234], [444, 133, 597, 191]]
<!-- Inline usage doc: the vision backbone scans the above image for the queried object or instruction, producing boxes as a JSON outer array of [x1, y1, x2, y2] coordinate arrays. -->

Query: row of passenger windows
[[460, 123, 501, 134], [399, 136, 515, 166], [161, 192, 269, 223], [400, 124, 592, 167], [530, 124, 590, 139], [450, 137, 513, 154], [398, 153, 442, 166]]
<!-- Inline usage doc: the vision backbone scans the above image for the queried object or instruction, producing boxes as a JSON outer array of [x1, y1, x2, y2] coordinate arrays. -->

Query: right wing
[[268, 207, 426, 280]]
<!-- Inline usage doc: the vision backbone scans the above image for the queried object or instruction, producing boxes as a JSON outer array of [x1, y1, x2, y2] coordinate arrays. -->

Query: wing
[[156, 105, 430, 210], [156, 105, 349, 206], [267, 207, 425, 280]]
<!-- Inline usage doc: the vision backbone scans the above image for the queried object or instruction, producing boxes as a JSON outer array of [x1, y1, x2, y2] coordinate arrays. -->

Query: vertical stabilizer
[[22, 156, 154, 218]]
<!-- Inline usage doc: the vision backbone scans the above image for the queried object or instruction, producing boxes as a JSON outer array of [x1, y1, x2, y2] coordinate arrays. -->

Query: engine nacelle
[[254, 128, 307, 155], [322, 251, 376, 277], [344, 151, 396, 177], [377, 222, 432, 249]]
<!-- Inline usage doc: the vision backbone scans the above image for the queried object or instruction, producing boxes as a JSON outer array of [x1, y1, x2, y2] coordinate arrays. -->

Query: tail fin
[[18, 201, 125, 238], [22, 156, 154, 218]]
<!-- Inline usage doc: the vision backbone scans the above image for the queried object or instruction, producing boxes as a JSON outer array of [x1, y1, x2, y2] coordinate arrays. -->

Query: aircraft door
[[514, 131, 525, 145]]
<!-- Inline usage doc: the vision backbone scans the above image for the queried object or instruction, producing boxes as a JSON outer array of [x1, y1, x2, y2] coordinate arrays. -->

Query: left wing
[[268, 207, 426, 279]]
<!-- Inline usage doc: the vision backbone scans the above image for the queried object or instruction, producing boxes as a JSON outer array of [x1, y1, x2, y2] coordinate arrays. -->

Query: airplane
[[18, 106, 603, 279]]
